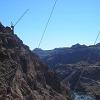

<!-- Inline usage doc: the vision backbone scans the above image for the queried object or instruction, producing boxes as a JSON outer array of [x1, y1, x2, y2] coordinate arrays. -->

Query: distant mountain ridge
[[33, 43, 100, 67]]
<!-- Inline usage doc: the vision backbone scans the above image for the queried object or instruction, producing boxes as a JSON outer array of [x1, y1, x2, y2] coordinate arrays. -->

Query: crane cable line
[[38, 0, 58, 48], [11, 9, 29, 33], [14, 9, 29, 27], [94, 31, 100, 45]]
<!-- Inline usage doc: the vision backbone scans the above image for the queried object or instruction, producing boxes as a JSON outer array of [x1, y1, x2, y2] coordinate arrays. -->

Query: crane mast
[[11, 9, 29, 33]]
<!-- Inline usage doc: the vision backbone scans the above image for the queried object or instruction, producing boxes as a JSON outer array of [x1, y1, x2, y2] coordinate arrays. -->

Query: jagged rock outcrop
[[0, 23, 71, 100]]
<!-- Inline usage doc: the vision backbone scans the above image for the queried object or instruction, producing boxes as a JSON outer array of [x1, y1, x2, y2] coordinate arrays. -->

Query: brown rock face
[[0, 24, 71, 100]]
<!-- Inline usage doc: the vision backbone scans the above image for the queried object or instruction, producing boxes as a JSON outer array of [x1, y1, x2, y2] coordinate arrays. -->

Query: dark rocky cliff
[[0, 23, 71, 100]]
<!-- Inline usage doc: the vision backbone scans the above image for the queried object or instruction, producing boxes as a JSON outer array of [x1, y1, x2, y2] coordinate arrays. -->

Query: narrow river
[[74, 92, 96, 100]]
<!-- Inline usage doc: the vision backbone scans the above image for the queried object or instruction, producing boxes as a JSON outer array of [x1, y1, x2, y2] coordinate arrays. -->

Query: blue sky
[[0, 0, 100, 50]]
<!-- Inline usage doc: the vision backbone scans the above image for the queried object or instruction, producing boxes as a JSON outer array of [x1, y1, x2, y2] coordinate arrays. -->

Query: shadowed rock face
[[0, 24, 71, 100]]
